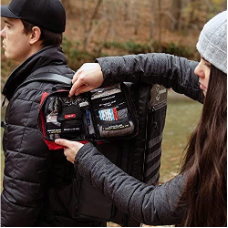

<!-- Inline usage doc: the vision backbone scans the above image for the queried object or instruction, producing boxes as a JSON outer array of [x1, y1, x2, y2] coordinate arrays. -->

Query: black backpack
[[20, 72, 167, 227]]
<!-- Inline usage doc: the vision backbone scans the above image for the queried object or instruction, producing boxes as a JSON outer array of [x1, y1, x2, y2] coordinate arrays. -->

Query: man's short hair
[[21, 19, 63, 47]]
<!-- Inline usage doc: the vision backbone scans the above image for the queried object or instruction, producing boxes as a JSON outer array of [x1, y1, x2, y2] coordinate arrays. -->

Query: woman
[[55, 11, 227, 226]]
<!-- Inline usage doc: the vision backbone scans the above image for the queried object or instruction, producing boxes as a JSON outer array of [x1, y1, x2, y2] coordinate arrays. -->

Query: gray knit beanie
[[196, 11, 227, 74]]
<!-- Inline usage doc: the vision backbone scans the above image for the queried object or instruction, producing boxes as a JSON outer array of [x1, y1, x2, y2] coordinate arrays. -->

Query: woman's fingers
[[69, 63, 104, 97], [55, 139, 84, 163]]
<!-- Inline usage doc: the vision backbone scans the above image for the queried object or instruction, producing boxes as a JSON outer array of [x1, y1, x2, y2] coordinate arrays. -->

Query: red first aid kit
[[38, 83, 138, 150]]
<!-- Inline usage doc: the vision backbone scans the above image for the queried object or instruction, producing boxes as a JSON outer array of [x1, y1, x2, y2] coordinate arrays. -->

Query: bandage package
[[38, 83, 138, 148]]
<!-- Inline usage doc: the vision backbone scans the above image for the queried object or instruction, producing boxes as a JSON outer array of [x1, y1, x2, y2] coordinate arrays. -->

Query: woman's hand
[[69, 63, 104, 97], [55, 139, 84, 163]]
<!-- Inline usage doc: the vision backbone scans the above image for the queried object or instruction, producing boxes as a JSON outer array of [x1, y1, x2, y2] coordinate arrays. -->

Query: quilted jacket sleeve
[[1, 85, 51, 227], [97, 53, 203, 102], [75, 143, 186, 225]]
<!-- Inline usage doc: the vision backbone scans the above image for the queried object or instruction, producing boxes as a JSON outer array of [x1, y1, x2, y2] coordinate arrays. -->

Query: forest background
[[1, 0, 227, 78], [1, 0, 226, 227]]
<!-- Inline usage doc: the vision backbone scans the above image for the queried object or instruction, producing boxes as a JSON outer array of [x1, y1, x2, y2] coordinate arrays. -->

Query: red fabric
[[39, 92, 49, 139], [96, 140, 108, 145], [39, 92, 91, 150], [38, 92, 63, 150], [39, 92, 50, 107], [64, 114, 76, 119], [45, 140, 89, 150]]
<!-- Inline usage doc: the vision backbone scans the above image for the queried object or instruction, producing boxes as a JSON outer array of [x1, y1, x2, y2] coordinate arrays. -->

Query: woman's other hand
[[69, 63, 104, 97], [55, 139, 84, 163]]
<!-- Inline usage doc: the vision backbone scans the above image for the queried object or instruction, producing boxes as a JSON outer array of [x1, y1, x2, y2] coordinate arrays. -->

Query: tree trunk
[[158, 0, 162, 52], [170, 0, 182, 31], [133, 1, 140, 35], [81, 0, 103, 51], [61, 0, 73, 15]]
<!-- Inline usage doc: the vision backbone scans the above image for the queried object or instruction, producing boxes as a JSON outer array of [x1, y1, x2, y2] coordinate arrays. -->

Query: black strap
[[18, 72, 72, 89]]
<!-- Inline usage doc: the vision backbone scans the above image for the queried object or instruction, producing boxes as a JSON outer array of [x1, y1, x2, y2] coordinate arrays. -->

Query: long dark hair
[[180, 65, 227, 226]]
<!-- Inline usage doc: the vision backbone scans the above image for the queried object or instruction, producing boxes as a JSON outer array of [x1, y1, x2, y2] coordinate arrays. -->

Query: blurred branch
[[170, 0, 182, 31], [81, 0, 103, 51], [88, 0, 102, 31], [61, 0, 73, 15], [95, 0, 116, 53], [157, 0, 162, 52]]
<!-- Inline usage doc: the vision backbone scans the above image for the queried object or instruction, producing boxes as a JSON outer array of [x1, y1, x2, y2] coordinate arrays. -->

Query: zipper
[[39, 84, 139, 143], [39, 89, 69, 111], [151, 100, 167, 111], [89, 83, 139, 141], [150, 106, 158, 130], [121, 83, 139, 134], [87, 92, 101, 140], [148, 100, 167, 130], [38, 89, 96, 143], [38, 89, 76, 142]]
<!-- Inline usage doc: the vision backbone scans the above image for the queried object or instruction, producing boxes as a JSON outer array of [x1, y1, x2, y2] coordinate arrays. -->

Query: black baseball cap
[[1, 0, 66, 33]]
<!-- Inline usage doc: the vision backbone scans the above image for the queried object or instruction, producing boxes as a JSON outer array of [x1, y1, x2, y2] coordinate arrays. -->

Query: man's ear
[[29, 26, 41, 44]]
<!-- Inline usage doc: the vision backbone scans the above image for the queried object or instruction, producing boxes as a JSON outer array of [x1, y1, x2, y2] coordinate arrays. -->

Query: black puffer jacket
[[1, 46, 102, 227], [74, 54, 203, 225], [76, 143, 186, 225], [98, 53, 202, 102]]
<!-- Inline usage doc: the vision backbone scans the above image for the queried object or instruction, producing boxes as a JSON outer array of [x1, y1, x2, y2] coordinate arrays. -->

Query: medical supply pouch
[[38, 83, 138, 150], [20, 72, 167, 226], [90, 84, 137, 138]]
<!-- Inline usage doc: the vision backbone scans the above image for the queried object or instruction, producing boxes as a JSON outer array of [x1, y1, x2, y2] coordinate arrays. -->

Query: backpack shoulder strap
[[18, 72, 72, 89]]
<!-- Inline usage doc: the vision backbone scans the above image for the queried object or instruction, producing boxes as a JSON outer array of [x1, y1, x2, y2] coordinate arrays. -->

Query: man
[[1, 0, 104, 226]]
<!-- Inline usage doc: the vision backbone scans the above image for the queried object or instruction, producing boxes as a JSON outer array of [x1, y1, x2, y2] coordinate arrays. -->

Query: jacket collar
[[2, 45, 67, 100]]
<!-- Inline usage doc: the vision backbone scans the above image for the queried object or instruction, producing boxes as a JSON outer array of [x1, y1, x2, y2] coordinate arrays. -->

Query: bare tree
[[61, 0, 73, 15], [95, 0, 117, 54], [123, 0, 130, 21], [157, 0, 162, 52], [187, 0, 211, 30], [133, 0, 140, 35], [81, 0, 103, 51], [170, 0, 182, 31]]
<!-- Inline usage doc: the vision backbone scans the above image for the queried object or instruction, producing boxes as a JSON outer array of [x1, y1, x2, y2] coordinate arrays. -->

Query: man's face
[[1, 17, 32, 62]]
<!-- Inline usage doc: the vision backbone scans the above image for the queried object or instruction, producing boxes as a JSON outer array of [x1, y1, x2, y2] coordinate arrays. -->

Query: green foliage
[[104, 41, 151, 54], [124, 41, 151, 54], [210, 0, 227, 15], [103, 41, 125, 50], [62, 37, 96, 70], [1, 37, 195, 79], [158, 42, 193, 58], [103, 40, 193, 58]]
